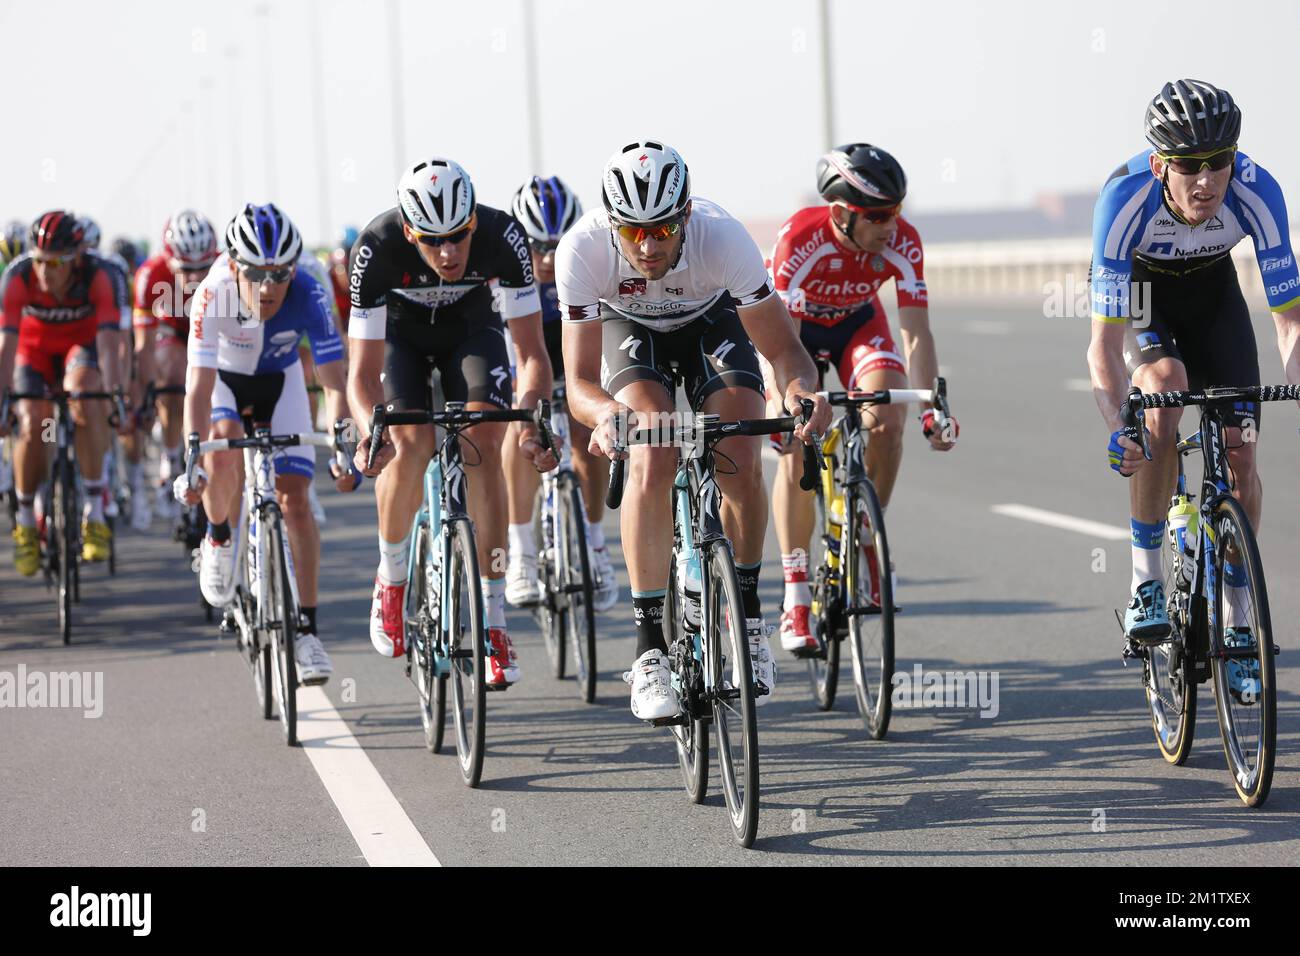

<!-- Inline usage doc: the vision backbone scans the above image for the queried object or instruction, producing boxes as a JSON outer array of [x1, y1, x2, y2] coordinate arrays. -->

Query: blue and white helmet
[[397, 157, 476, 235], [511, 176, 582, 243], [224, 202, 302, 267], [601, 140, 690, 226]]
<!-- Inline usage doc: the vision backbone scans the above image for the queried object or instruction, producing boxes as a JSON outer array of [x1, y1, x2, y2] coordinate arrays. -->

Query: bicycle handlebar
[[605, 401, 820, 509], [365, 400, 552, 472]]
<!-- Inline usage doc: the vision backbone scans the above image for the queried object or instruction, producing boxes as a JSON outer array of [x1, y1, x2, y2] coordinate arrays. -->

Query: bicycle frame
[[229, 432, 301, 640]]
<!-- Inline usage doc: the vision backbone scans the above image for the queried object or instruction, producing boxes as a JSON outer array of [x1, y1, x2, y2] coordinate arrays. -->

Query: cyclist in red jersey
[[134, 210, 219, 523], [0, 210, 128, 574], [765, 145, 959, 655]]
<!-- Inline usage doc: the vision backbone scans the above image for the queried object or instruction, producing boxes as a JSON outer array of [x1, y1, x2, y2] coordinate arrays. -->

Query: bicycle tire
[[266, 512, 298, 746], [807, 479, 841, 710], [409, 523, 446, 754], [1208, 496, 1275, 807], [560, 476, 598, 703], [447, 517, 487, 787], [1145, 528, 1196, 765], [845, 479, 894, 739], [707, 542, 759, 848], [107, 511, 116, 576], [534, 483, 566, 679], [52, 466, 72, 644], [665, 566, 708, 803]]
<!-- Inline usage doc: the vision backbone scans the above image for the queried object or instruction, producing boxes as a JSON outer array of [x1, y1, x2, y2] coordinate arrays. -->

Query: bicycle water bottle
[[678, 552, 702, 632], [1166, 495, 1197, 587]]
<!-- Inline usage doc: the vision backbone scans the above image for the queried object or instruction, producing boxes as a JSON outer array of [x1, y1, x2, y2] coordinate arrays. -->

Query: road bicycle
[[532, 384, 599, 703], [606, 402, 819, 848], [189, 422, 353, 746], [4, 388, 122, 643], [367, 400, 553, 787], [801, 351, 952, 738], [1119, 384, 1295, 807]]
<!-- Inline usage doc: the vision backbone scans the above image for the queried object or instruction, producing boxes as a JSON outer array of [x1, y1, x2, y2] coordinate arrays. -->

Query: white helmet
[[78, 216, 102, 250], [511, 176, 583, 243], [601, 140, 690, 225], [224, 202, 302, 267], [162, 209, 218, 269], [397, 157, 476, 234]]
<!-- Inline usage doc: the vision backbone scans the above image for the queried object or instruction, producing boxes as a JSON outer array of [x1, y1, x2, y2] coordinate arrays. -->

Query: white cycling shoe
[[130, 487, 152, 532], [590, 546, 618, 612], [295, 632, 333, 686], [505, 553, 542, 607], [625, 649, 679, 721], [199, 535, 237, 607]]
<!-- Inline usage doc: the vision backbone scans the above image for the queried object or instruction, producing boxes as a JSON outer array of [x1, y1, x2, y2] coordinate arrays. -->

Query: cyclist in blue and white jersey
[[1087, 80, 1300, 668], [176, 203, 355, 685], [502, 175, 617, 612]]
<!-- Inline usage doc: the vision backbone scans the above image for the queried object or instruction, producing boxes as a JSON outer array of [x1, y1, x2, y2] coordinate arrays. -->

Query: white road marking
[[297, 686, 441, 867], [991, 503, 1129, 541], [1064, 378, 1093, 392], [962, 320, 1011, 335]]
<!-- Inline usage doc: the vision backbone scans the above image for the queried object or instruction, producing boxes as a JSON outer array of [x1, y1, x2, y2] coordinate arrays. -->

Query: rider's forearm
[[134, 327, 157, 387], [346, 339, 386, 432], [0, 332, 17, 395], [567, 378, 622, 432], [771, 349, 819, 409], [314, 359, 350, 426], [900, 320, 940, 406], [1087, 323, 1129, 431], [183, 366, 214, 443], [96, 329, 123, 393]]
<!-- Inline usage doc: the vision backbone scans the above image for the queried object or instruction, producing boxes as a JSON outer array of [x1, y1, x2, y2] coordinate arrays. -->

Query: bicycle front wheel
[[706, 543, 759, 849], [665, 564, 707, 803], [266, 514, 298, 746], [807, 480, 840, 710], [559, 476, 597, 703], [845, 480, 894, 739], [1209, 497, 1276, 807], [447, 517, 487, 787], [533, 484, 566, 679], [51, 469, 73, 644], [409, 523, 445, 754], [1144, 528, 1196, 765]]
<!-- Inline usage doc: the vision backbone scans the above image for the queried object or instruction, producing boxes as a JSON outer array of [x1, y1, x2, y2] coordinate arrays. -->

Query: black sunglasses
[[238, 262, 295, 284]]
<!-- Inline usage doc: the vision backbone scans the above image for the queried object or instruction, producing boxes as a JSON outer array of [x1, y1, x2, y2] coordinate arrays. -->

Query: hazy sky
[[3, 0, 1297, 245]]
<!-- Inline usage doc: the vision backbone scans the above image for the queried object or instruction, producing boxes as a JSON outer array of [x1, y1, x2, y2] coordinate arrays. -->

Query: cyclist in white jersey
[[558, 140, 831, 720]]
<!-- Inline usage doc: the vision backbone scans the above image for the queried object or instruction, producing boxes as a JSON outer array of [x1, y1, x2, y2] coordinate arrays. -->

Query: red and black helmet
[[30, 210, 84, 254]]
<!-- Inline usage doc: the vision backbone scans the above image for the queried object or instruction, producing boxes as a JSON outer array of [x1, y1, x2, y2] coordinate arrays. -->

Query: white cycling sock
[[587, 521, 606, 551], [508, 522, 535, 559], [1130, 546, 1163, 593], [16, 495, 35, 528], [162, 446, 182, 482], [127, 459, 144, 490], [782, 552, 811, 608], [482, 576, 506, 628], [377, 532, 410, 586], [83, 481, 105, 520]]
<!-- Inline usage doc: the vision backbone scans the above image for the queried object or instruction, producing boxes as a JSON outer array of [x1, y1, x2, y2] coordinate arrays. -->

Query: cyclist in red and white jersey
[[134, 210, 220, 526], [765, 144, 958, 656]]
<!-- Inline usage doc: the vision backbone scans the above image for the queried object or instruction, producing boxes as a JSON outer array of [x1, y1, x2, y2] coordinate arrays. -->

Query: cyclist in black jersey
[[349, 157, 557, 689]]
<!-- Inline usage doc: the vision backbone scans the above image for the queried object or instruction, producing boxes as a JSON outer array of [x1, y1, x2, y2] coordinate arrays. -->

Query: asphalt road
[[3, 301, 1298, 865]]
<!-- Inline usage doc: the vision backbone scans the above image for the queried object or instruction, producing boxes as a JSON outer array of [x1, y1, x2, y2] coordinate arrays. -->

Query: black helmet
[[816, 143, 907, 207], [1145, 79, 1241, 155], [112, 237, 142, 272], [30, 210, 83, 253]]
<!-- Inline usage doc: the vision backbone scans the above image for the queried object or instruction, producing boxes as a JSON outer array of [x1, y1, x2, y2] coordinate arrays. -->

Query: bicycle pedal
[[485, 682, 512, 693], [650, 713, 687, 727], [754, 679, 770, 697]]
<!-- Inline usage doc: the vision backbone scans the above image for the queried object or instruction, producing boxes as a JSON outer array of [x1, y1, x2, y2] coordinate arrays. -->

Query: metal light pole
[[522, 0, 542, 172], [309, 5, 332, 243], [225, 43, 242, 213], [819, 0, 835, 149], [256, 4, 277, 198], [389, 0, 406, 172]]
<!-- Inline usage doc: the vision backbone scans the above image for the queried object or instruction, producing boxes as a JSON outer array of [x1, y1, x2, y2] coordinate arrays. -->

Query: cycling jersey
[[768, 206, 927, 326], [133, 253, 206, 336], [1091, 150, 1300, 322], [347, 205, 538, 340], [2, 251, 120, 388], [539, 280, 561, 324], [85, 250, 132, 332], [556, 197, 774, 332], [188, 253, 344, 374]]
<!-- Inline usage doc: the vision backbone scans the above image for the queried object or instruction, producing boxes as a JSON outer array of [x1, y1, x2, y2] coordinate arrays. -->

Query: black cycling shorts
[[599, 295, 764, 410], [1124, 255, 1261, 429], [383, 310, 512, 412]]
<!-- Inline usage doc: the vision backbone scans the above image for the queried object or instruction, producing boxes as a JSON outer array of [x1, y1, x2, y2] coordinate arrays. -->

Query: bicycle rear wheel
[[845, 479, 894, 739], [807, 480, 841, 710], [1209, 497, 1275, 807], [559, 476, 597, 703], [266, 513, 298, 746], [534, 484, 566, 679], [707, 543, 759, 848], [1144, 529, 1196, 765], [447, 517, 487, 786], [665, 565, 707, 803]]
